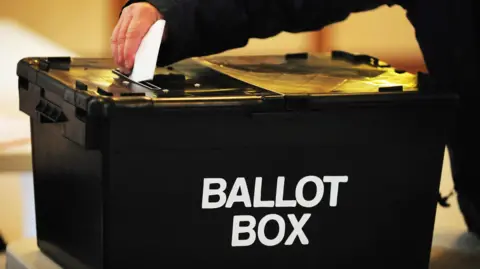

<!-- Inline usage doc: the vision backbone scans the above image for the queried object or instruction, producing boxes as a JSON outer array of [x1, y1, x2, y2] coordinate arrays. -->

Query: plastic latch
[[97, 87, 113, 96], [47, 57, 71, 64], [39, 60, 50, 72], [332, 50, 390, 68], [76, 81, 88, 91], [379, 85, 403, 92], [285, 52, 309, 60], [38, 57, 71, 71]]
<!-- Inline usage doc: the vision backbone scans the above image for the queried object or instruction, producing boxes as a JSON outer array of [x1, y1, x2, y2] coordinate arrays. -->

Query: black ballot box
[[16, 51, 457, 269]]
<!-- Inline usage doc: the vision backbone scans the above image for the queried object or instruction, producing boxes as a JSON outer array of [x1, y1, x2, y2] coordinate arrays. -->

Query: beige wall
[[224, 5, 426, 71], [0, 0, 112, 57], [0, 0, 314, 58], [327, 5, 426, 71], [0, 173, 23, 242], [0, 2, 425, 66], [222, 32, 317, 56]]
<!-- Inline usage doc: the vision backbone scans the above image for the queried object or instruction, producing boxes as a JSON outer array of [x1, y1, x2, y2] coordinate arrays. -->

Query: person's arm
[[114, 0, 396, 69], [148, 0, 399, 65], [402, 0, 477, 90]]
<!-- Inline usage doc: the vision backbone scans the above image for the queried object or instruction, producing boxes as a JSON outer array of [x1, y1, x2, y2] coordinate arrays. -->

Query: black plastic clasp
[[97, 87, 113, 96], [39, 59, 50, 72], [332, 50, 390, 68], [38, 57, 72, 72], [47, 57, 71, 64], [285, 52, 309, 61], [379, 85, 403, 93], [76, 80, 88, 91]]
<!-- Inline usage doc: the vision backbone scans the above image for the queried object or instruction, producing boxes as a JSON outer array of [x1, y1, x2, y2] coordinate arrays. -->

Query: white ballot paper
[[129, 19, 166, 82]]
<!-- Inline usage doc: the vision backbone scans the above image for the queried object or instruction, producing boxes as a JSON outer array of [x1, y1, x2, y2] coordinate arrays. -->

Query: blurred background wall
[[0, 0, 425, 243], [0, 0, 113, 57], [0, 1, 425, 70], [326, 5, 426, 72]]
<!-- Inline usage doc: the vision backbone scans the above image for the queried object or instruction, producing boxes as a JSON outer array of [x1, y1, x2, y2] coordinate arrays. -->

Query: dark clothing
[[128, 0, 395, 66], [123, 0, 477, 92], [125, 0, 479, 233]]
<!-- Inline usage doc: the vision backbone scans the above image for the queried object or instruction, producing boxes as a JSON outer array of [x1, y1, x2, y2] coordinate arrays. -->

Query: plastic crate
[[16, 51, 457, 269]]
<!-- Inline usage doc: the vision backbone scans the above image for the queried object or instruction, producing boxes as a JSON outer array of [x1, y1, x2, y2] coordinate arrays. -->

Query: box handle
[[35, 98, 67, 124]]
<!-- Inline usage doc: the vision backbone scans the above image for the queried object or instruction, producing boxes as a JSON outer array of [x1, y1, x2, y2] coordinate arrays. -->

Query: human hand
[[111, 2, 164, 74]]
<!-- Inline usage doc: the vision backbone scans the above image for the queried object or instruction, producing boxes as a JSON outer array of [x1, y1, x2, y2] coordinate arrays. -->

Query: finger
[[123, 18, 150, 70], [116, 14, 133, 70], [110, 16, 123, 65]]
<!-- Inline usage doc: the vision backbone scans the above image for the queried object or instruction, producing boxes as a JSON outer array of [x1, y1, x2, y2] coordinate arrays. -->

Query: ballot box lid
[[16, 51, 456, 119]]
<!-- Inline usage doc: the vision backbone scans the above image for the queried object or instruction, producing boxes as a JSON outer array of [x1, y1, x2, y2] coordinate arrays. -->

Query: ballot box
[[16, 51, 457, 269]]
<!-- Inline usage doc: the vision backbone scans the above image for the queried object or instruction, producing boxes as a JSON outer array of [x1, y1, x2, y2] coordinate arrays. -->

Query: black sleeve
[[401, 0, 477, 93], [125, 0, 396, 66]]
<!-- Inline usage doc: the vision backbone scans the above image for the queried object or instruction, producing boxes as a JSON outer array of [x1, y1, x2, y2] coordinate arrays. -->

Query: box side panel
[[30, 120, 104, 269], [104, 105, 451, 269]]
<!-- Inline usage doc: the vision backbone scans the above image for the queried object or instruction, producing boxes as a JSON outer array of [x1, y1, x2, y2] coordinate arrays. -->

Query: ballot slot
[[159, 64, 275, 98], [112, 65, 276, 98]]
